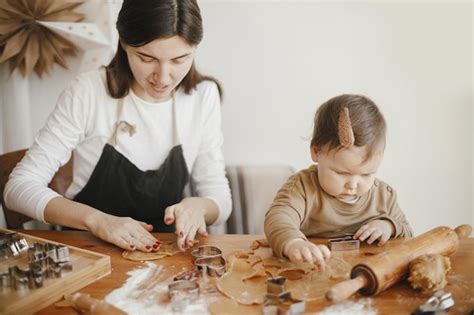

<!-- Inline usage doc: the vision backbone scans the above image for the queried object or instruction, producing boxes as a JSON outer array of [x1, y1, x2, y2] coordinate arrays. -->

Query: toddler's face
[[311, 144, 383, 202]]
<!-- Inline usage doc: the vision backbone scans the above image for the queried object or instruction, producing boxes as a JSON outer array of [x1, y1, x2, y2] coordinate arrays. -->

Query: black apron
[[74, 93, 189, 232]]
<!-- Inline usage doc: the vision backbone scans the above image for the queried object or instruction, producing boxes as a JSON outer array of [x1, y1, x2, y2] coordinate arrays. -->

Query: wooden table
[[19, 230, 474, 314]]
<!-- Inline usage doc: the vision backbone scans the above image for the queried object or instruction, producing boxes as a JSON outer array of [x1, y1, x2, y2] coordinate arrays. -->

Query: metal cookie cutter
[[173, 269, 201, 281], [195, 255, 226, 277], [328, 234, 360, 251], [0, 231, 29, 259], [191, 245, 226, 277], [28, 242, 72, 278], [191, 245, 222, 261], [414, 291, 454, 314], [263, 277, 305, 315], [168, 279, 199, 312], [28, 242, 70, 263], [0, 265, 43, 292]]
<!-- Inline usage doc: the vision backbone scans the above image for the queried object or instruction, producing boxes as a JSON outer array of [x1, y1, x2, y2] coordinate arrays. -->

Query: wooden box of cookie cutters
[[0, 228, 111, 315]]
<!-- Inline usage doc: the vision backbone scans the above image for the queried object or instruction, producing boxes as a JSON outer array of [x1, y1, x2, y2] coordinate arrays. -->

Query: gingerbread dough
[[122, 240, 198, 261], [216, 240, 352, 304], [209, 297, 261, 315], [408, 254, 451, 292]]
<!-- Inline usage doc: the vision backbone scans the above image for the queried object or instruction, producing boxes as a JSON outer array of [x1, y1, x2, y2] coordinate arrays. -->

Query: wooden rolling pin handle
[[454, 224, 472, 239], [326, 274, 368, 302]]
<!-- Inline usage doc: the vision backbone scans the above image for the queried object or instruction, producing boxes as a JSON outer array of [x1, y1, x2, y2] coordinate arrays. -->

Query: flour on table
[[105, 262, 215, 314], [316, 299, 376, 315]]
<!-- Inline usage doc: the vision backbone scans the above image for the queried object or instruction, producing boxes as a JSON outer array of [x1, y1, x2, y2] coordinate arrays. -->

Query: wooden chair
[[0, 149, 73, 229]]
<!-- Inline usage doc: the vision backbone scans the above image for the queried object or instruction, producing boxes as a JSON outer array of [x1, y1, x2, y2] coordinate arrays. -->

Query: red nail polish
[[152, 244, 159, 249], [155, 240, 161, 245], [145, 245, 151, 249]]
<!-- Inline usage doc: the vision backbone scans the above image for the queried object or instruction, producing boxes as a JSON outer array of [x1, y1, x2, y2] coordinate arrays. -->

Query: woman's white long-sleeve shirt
[[4, 69, 232, 226]]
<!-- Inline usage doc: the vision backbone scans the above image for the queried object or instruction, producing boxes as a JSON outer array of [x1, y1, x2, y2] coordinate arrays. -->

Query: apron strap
[[171, 90, 180, 146]]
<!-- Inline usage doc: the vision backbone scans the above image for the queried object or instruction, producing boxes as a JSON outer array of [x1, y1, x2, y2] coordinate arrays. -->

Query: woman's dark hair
[[311, 94, 386, 159], [106, 0, 222, 99]]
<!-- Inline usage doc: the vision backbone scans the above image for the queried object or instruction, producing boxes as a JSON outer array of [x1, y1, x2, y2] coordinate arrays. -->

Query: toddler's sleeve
[[264, 174, 308, 257]]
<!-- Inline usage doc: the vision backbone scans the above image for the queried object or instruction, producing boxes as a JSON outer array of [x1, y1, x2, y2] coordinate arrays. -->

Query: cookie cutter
[[195, 255, 226, 277], [263, 277, 305, 315], [0, 241, 72, 292], [328, 234, 360, 251], [0, 231, 29, 259], [168, 279, 199, 312], [191, 245, 226, 277], [414, 290, 454, 314], [173, 269, 201, 281], [191, 245, 223, 261], [28, 242, 70, 263], [0, 265, 44, 292]]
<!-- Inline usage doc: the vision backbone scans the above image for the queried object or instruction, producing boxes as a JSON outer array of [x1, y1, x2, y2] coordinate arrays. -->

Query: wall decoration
[[0, 0, 87, 77]]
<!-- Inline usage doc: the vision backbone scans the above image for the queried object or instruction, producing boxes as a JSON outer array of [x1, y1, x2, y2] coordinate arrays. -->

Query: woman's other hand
[[164, 197, 218, 251]]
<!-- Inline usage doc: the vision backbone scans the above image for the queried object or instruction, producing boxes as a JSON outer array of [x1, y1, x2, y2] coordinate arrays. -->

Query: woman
[[4, 0, 231, 253]]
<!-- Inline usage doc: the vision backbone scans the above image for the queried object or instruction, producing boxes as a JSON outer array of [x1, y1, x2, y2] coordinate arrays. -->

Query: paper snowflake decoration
[[0, 0, 86, 77]]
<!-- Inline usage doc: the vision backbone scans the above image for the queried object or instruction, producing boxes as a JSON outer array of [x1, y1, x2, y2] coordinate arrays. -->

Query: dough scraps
[[216, 242, 352, 304], [250, 238, 270, 250], [122, 240, 198, 261], [408, 254, 451, 293]]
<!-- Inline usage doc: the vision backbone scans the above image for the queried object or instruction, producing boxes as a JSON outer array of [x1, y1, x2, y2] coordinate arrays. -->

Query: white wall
[[196, 1, 473, 234], [1, 1, 472, 235]]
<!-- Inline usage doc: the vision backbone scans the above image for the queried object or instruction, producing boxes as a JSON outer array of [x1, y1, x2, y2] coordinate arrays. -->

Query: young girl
[[264, 94, 412, 269]]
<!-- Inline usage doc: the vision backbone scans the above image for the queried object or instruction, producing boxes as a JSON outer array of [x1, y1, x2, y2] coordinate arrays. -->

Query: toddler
[[264, 94, 413, 269]]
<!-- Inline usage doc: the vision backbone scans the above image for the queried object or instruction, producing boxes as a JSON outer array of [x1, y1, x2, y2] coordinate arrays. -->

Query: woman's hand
[[283, 238, 331, 271], [164, 197, 215, 251], [85, 212, 160, 252], [353, 219, 394, 246], [45, 197, 160, 252]]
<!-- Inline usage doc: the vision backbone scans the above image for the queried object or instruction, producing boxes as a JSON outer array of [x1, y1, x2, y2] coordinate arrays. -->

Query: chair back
[[0, 149, 73, 228], [225, 165, 294, 234]]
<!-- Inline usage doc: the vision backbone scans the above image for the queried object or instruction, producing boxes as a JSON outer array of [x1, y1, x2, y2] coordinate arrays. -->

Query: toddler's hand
[[284, 239, 331, 270], [353, 219, 394, 246]]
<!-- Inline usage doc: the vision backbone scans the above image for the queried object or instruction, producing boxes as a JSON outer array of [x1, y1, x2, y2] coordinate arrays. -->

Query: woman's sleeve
[[190, 82, 232, 226], [4, 77, 89, 222]]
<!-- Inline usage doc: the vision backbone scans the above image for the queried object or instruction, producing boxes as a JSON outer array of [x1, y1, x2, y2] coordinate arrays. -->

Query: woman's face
[[123, 35, 196, 102]]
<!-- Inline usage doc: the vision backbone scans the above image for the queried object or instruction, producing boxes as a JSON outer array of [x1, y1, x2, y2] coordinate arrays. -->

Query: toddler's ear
[[310, 145, 319, 163]]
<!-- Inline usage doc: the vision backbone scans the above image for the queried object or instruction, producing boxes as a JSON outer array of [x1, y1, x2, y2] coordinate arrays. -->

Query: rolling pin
[[326, 224, 472, 302]]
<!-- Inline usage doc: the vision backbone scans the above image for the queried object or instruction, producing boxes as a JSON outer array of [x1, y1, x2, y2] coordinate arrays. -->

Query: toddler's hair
[[311, 94, 386, 157]]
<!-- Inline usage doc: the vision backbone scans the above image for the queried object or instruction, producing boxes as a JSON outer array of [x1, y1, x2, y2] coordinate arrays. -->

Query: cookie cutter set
[[0, 231, 72, 292], [168, 245, 226, 312], [263, 277, 305, 315]]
